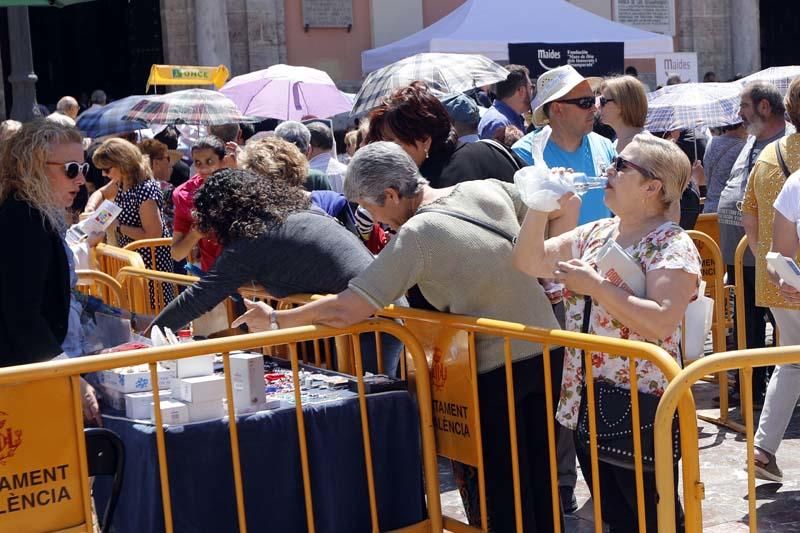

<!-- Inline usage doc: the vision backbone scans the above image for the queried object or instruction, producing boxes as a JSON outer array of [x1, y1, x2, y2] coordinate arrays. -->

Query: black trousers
[[727, 264, 775, 398], [575, 434, 684, 533], [477, 350, 566, 532]]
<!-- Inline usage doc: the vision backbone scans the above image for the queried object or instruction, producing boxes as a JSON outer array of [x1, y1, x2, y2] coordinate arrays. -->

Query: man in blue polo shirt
[[512, 65, 616, 224], [478, 65, 532, 141]]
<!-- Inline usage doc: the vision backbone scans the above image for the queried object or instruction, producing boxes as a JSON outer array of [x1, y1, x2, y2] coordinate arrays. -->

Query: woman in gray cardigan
[[233, 141, 581, 532]]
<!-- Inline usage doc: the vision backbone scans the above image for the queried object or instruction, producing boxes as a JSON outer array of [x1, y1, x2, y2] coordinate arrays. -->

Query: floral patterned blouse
[[556, 218, 702, 430]]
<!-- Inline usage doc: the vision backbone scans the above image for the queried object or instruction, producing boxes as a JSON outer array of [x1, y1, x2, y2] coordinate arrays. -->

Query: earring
[[424, 148, 429, 160]]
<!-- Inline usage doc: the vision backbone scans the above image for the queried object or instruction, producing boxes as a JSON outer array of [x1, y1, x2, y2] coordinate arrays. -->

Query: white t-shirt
[[774, 171, 800, 241]]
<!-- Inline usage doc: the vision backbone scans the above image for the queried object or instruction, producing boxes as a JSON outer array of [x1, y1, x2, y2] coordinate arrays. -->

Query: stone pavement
[[438, 377, 800, 532]]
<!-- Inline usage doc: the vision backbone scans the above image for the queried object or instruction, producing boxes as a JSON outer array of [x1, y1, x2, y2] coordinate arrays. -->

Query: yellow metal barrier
[[694, 213, 721, 250], [75, 269, 129, 309], [120, 275, 699, 532], [0, 320, 441, 533], [252, 293, 694, 533], [655, 346, 800, 532], [687, 230, 737, 431], [93, 243, 145, 279]]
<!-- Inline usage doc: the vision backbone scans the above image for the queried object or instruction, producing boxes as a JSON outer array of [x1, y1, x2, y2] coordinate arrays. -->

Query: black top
[[153, 209, 376, 331], [420, 140, 525, 189], [0, 196, 70, 366]]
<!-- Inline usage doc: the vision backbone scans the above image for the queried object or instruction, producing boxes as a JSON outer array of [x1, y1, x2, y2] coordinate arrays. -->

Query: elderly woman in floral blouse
[[513, 133, 700, 533]]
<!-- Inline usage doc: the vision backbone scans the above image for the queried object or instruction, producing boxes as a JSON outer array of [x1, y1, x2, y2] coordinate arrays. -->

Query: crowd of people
[[4, 61, 800, 532]]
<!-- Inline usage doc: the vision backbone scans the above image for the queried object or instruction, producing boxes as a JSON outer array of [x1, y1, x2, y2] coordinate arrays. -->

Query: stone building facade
[[157, 0, 766, 91]]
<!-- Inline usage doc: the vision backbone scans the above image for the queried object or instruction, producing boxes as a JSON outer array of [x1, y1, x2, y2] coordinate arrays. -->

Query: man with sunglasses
[[510, 64, 616, 514], [512, 65, 616, 226]]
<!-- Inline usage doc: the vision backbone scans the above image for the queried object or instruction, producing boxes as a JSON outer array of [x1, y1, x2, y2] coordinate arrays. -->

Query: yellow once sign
[[0, 378, 88, 532], [146, 64, 231, 92]]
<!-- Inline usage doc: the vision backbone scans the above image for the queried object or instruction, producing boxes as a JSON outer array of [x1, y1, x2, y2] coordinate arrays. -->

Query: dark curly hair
[[192, 168, 310, 246], [365, 81, 458, 159]]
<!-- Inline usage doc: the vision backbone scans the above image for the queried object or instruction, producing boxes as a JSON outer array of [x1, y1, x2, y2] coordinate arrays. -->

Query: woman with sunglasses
[[89, 138, 174, 303], [0, 119, 104, 424], [513, 133, 701, 532], [597, 75, 648, 152]]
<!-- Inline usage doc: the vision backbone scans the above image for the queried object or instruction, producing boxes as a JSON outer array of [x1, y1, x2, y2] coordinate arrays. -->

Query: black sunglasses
[[555, 96, 596, 110], [597, 96, 615, 107], [46, 161, 89, 179], [612, 156, 660, 181]]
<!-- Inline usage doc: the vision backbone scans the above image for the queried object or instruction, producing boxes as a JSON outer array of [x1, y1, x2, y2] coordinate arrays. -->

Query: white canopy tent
[[362, 0, 674, 74]]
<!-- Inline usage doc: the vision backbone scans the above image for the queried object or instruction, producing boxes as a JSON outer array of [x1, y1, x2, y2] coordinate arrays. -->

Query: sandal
[[750, 448, 783, 482]]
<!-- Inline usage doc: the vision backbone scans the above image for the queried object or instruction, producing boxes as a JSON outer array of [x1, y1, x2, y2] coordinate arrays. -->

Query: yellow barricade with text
[[0, 321, 441, 533], [257, 293, 699, 533], [655, 346, 800, 532]]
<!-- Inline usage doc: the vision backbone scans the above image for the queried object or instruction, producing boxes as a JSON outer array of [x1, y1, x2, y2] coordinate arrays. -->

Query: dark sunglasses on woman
[[597, 96, 615, 107], [555, 96, 596, 109], [611, 156, 660, 181], [46, 161, 90, 179]]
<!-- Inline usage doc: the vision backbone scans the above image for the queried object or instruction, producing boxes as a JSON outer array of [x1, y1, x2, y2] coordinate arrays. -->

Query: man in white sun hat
[[512, 64, 616, 225], [512, 64, 616, 514]]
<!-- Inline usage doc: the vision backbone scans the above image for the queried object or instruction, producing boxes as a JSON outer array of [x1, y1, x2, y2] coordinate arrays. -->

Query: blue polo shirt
[[512, 130, 617, 224], [478, 100, 525, 139]]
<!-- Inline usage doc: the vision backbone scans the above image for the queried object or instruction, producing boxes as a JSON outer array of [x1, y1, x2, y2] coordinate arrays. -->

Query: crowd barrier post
[[654, 346, 800, 533], [0, 320, 441, 533], [687, 230, 742, 432], [76, 269, 129, 309]]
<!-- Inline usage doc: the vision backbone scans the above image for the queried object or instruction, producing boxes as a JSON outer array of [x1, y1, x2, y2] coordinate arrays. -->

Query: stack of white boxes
[[163, 354, 227, 423]]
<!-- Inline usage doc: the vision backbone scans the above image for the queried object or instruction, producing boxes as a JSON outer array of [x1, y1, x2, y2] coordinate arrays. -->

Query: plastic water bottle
[[570, 173, 608, 195]]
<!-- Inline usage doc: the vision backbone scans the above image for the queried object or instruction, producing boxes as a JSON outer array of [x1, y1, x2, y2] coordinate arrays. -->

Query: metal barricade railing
[[247, 292, 696, 533], [0, 321, 441, 533], [93, 243, 145, 278], [118, 275, 700, 532], [655, 346, 800, 532], [122, 237, 173, 264], [687, 230, 738, 431], [75, 269, 129, 309]]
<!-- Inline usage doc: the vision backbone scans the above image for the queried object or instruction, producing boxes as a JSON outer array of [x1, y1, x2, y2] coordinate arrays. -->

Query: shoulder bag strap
[[416, 207, 517, 244], [479, 138, 523, 171], [775, 139, 792, 178]]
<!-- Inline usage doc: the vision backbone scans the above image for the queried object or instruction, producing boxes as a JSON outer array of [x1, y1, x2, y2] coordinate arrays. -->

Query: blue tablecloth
[[94, 391, 425, 532]]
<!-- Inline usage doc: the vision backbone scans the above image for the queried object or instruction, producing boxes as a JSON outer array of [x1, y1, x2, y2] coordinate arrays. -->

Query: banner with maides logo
[[508, 42, 624, 78], [0, 378, 88, 532], [146, 64, 231, 92], [402, 320, 479, 467]]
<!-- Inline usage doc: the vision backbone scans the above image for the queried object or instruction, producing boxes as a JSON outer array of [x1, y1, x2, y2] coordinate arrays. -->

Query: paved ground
[[438, 376, 800, 532]]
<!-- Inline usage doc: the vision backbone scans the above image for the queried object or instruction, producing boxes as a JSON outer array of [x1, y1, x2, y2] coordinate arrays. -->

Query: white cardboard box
[[175, 375, 226, 403], [186, 399, 224, 422], [125, 390, 170, 420], [100, 366, 172, 393], [151, 400, 189, 425], [161, 355, 215, 379], [229, 353, 266, 413]]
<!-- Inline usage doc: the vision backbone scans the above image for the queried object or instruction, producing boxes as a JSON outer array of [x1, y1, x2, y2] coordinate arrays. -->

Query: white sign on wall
[[614, 0, 675, 36], [655, 52, 699, 87]]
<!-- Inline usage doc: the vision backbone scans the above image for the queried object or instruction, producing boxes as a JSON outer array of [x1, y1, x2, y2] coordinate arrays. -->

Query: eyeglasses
[[611, 156, 660, 181], [46, 161, 89, 179], [555, 96, 596, 110], [597, 96, 615, 107]]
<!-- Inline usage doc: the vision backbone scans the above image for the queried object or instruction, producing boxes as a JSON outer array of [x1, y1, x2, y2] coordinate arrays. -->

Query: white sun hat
[[531, 65, 601, 127]]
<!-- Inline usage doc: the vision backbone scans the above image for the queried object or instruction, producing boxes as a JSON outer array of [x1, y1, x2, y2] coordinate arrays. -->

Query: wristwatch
[[269, 309, 280, 331]]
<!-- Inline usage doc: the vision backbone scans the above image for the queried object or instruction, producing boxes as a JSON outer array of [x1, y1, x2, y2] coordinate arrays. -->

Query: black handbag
[[575, 296, 681, 472]]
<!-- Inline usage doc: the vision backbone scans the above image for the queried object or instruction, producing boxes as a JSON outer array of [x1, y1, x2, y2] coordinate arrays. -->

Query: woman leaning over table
[[512, 133, 700, 532]]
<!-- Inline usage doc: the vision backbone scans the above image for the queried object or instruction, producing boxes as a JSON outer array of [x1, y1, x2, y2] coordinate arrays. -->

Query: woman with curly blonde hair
[[0, 119, 86, 365]]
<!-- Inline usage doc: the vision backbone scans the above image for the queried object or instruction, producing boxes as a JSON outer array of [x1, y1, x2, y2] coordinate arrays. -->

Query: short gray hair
[[274, 121, 311, 154], [344, 141, 428, 204], [56, 96, 78, 114], [743, 81, 785, 117]]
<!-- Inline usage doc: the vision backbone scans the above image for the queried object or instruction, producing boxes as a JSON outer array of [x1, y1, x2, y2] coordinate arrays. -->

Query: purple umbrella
[[220, 64, 352, 121]]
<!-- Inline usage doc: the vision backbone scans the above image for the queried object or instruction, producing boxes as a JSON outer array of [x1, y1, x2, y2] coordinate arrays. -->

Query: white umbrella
[[351, 53, 509, 116], [737, 66, 800, 96]]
